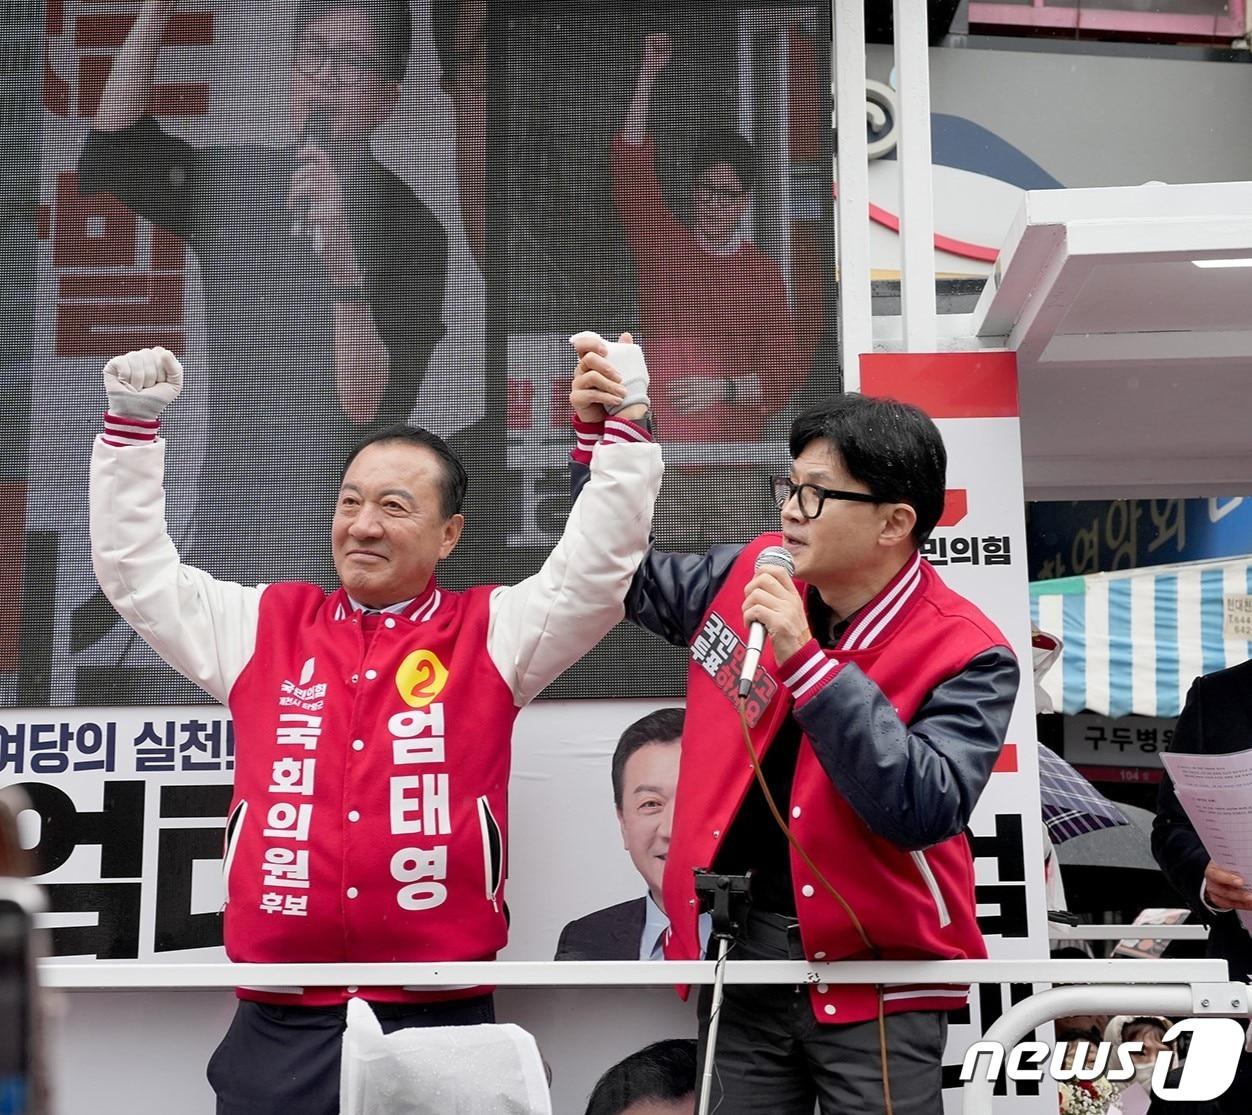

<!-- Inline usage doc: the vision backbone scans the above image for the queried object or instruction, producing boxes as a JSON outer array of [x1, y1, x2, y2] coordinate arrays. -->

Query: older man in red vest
[[91, 339, 659, 1113]]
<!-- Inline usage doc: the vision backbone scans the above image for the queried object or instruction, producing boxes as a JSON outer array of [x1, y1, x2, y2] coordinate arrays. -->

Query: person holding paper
[[1153, 660, 1252, 1113]]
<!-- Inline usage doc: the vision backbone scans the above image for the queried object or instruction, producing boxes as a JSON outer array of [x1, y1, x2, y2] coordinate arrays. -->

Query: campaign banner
[[862, 351, 1053, 1114]]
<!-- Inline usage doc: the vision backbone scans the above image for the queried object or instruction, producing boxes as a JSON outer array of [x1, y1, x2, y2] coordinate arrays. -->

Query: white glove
[[103, 347, 184, 421], [568, 331, 650, 415], [602, 340, 650, 414]]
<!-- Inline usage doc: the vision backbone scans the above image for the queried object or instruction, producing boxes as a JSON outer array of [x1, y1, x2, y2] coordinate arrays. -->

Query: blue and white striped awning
[[1030, 555, 1252, 718]]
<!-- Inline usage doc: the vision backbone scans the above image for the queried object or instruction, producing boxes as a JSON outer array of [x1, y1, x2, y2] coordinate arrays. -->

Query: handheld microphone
[[292, 109, 332, 241], [737, 545, 796, 699]]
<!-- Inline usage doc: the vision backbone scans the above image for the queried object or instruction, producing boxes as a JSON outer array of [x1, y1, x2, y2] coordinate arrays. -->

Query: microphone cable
[[733, 695, 895, 1115]]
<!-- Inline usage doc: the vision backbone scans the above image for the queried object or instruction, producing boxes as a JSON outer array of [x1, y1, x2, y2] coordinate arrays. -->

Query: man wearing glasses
[[570, 387, 1019, 1112], [77, 1, 445, 592], [613, 31, 804, 445]]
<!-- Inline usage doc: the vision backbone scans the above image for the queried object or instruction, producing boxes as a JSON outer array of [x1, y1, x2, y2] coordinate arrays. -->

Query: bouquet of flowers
[[1058, 1078, 1120, 1114]]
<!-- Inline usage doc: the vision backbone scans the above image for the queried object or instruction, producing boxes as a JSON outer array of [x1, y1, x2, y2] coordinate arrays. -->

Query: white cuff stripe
[[783, 650, 827, 688], [101, 429, 157, 445], [792, 659, 838, 700], [881, 988, 970, 1002], [104, 412, 159, 428], [603, 420, 649, 444], [103, 419, 158, 436]]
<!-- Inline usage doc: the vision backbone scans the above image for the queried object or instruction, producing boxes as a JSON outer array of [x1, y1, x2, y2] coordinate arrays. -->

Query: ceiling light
[[1191, 258, 1252, 268]]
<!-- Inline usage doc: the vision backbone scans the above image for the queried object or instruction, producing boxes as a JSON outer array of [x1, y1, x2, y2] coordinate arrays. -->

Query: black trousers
[[697, 911, 947, 1115], [207, 995, 495, 1115]]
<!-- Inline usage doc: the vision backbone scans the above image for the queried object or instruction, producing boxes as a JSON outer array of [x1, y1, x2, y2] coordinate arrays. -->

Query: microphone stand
[[693, 870, 752, 1115]]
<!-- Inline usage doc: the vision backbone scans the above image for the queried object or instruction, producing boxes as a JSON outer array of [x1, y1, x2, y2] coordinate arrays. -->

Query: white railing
[[962, 978, 1250, 1115], [38, 956, 1226, 990], [1048, 921, 1209, 941], [42, 957, 1246, 1113]]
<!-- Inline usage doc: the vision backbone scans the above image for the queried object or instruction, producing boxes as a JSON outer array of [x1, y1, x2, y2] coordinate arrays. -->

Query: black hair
[[584, 1039, 697, 1115], [340, 424, 467, 519], [692, 127, 756, 193], [788, 394, 947, 546], [611, 708, 684, 810], [295, 1, 413, 82]]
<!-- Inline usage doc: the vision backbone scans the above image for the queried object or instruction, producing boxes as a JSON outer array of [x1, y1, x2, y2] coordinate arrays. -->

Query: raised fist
[[569, 330, 619, 425], [569, 330, 649, 424], [642, 33, 673, 78], [103, 347, 184, 421]]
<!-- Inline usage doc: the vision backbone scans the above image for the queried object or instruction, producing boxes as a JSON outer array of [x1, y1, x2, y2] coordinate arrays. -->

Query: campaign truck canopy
[[1030, 555, 1252, 718]]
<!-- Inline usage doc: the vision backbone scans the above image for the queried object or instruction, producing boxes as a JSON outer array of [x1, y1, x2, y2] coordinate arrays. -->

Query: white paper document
[[1161, 748, 1252, 790], [1162, 748, 1252, 935]]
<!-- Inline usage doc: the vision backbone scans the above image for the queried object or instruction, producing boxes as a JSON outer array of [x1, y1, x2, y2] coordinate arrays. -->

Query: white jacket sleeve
[[90, 436, 261, 704], [486, 427, 662, 706]]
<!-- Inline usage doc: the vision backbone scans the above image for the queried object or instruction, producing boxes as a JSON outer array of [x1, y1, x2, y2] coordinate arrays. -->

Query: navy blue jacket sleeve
[[1152, 679, 1218, 922], [797, 647, 1020, 850], [571, 459, 742, 647]]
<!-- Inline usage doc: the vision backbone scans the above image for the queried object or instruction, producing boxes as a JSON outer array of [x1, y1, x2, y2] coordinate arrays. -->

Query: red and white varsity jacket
[[656, 533, 1019, 1025], [90, 414, 661, 1005]]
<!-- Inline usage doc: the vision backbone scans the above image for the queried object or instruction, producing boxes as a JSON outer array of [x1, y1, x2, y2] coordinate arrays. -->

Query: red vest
[[663, 534, 1010, 1024], [222, 581, 516, 1006]]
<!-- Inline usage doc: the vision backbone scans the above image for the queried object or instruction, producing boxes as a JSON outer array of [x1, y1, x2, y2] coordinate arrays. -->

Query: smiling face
[[290, 6, 400, 152], [331, 441, 463, 608], [617, 740, 681, 909]]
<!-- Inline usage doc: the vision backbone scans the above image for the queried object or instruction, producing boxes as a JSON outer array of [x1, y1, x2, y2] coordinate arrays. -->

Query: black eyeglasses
[[295, 38, 385, 87], [694, 178, 748, 205], [770, 476, 879, 521]]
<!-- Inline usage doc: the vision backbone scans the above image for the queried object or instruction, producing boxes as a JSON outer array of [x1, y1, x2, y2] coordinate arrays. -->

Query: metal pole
[[697, 937, 733, 1115], [891, 0, 937, 352], [832, 0, 871, 389]]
